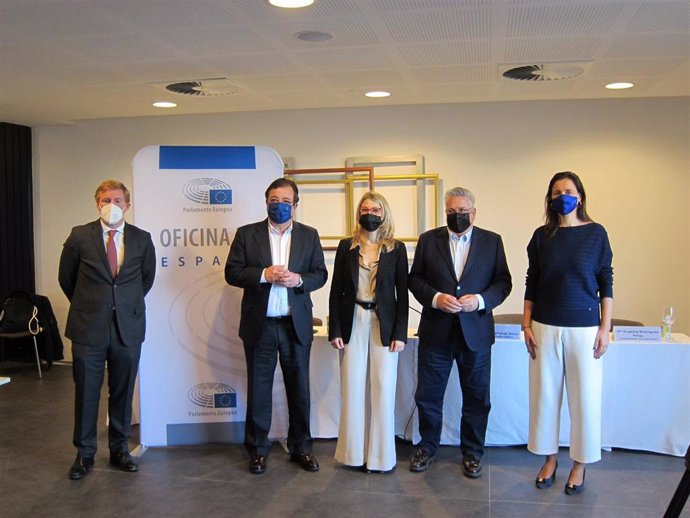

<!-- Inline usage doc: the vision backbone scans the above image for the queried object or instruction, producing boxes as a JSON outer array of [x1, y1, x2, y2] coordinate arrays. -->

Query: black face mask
[[359, 213, 382, 232], [447, 212, 471, 234]]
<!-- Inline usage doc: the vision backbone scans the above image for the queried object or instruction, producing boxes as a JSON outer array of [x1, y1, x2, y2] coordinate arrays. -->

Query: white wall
[[34, 97, 690, 358]]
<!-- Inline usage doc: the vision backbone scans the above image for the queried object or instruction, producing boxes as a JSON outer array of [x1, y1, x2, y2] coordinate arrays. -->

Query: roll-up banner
[[132, 145, 284, 447]]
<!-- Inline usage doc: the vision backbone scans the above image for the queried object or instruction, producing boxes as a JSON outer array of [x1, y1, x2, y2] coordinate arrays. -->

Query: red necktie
[[107, 230, 118, 278]]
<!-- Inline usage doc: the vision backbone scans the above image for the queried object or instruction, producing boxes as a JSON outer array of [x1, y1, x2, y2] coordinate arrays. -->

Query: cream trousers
[[528, 321, 603, 464], [334, 305, 399, 471]]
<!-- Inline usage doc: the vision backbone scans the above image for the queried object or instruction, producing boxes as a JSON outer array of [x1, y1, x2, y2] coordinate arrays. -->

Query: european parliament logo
[[182, 178, 232, 205], [188, 382, 237, 409]]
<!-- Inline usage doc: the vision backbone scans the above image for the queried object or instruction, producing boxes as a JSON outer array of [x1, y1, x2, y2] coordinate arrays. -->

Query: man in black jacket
[[225, 177, 327, 475]]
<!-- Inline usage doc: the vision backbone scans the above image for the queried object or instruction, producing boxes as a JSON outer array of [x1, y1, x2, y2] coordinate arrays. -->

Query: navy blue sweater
[[525, 223, 613, 327]]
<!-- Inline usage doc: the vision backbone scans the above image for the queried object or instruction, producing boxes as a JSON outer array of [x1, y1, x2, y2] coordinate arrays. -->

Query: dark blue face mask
[[267, 201, 292, 224], [550, 194, 578, 215]]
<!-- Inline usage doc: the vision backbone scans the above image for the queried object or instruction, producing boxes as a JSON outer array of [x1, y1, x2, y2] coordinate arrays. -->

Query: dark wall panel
[[0, 122, 35, 301]]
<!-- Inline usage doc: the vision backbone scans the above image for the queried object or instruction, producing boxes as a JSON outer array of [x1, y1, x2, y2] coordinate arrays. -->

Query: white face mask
[[100, 203, 124, 226]]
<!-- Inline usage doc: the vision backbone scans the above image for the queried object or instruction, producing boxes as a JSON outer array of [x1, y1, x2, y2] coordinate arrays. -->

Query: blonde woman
[[328, 192, 408, 473]]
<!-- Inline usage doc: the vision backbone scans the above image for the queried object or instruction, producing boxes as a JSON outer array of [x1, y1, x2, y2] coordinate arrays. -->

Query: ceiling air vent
[[164, 78, 239, 96], [501, 63, 585, 82]]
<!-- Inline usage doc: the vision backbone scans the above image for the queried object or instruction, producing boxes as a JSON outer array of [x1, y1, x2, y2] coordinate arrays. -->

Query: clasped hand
[[437, 293, 478, 313], [265, 265, 300, 288]]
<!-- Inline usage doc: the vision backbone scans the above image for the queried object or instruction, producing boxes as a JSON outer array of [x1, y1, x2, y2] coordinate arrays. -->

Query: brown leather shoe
[[289, 452, 319, 472], [249, 456, 267, 474], [68, 455, 94, 480], [462, 455, 482, 478]]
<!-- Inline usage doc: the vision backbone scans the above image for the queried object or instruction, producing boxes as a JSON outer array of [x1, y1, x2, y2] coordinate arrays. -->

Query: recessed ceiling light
[[269, 0, 314, 8], [295, 31, 332, 42], [152, 101, 177, 108], [365, 91, 391, 98], [605, 82, 634, 90]]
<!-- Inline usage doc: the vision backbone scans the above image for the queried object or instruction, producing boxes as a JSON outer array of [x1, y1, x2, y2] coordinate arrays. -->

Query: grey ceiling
[[1, 0, 688, 127]]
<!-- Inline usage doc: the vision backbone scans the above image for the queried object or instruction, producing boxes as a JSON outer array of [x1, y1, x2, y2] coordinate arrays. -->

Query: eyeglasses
[[445, 208, 473, 215], [360, 207, 382, 215]]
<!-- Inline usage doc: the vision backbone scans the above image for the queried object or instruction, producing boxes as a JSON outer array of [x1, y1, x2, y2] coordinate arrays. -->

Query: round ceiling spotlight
[[365, 91, 391, 98], [269, 0, 314, 8], [152, 101, 177, 108], [605, 82, 634, 90], [295, 31, 333, 42]]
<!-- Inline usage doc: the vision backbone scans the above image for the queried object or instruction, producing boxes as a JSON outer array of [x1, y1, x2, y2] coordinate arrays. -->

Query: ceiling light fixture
[[152, 101, 177, 108], [269, 0, 314, 8], [365, 91, 391, 98], [605, 82, 634, 90]]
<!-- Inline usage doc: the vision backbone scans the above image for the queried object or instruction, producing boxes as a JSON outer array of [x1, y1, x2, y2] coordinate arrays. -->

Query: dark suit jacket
[[328, 238, 409, 345], [409, 226, 512, 351], [225, 219, 327, 346], [58, 220, 156, 347]]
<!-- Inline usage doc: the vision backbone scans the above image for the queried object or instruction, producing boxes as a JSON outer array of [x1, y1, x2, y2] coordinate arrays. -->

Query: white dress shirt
[[261, 221, 292, 317]]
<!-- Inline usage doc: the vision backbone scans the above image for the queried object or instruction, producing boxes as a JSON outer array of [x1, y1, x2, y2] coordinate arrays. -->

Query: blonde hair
[[351, 192, 397, 252], [95, 180, 130, 203]]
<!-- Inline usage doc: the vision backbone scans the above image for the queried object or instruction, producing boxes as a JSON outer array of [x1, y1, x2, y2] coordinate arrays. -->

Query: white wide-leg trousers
[[334, 305, 399, 471], [528, 321, 603, 464]]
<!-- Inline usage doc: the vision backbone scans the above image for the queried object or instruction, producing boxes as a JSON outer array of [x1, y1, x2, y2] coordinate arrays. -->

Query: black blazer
[[58, 220, 156, 347], [225, 219, 327, 346], [328, 238, 409, 345], [409, 226, 512, 351]]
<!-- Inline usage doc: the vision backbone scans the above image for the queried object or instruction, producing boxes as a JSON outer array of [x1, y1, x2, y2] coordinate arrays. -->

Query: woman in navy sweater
[[522, 171, 613, 495]]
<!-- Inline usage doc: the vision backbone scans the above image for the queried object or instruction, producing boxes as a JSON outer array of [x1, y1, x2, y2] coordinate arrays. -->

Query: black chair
[[0, 328, 43, 378]]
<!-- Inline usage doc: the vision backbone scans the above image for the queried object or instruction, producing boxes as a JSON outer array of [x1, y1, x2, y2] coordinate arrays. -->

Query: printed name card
[[495, 324, 522, 340], [613, 326, 661, 342]]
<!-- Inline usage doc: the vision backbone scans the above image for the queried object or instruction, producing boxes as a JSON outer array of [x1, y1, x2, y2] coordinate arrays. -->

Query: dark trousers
[[71, 320, 141, 457], [415, 322, 492, 458], [243, 319, 312, 458]]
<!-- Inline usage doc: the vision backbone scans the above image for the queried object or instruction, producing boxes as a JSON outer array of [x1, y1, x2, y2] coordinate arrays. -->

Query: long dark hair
[[544, 171, 591, 237]]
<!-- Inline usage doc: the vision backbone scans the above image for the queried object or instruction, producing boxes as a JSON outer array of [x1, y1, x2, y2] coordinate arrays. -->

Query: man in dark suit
[[225, 177, 327, 474], [59, 180, 156, 480], [408, 186, 511, 477]]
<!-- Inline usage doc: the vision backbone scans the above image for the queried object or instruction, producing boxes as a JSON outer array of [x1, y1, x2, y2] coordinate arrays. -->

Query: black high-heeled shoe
[[565, 468, 586, 495], [535, 461, 558, 489]]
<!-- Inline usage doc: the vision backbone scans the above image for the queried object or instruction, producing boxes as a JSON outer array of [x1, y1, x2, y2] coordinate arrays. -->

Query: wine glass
[[661, 306, 675, 340]]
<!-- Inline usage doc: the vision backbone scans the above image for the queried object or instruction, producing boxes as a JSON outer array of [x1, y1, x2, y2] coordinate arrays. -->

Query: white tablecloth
[[309, 329, 690, 457]]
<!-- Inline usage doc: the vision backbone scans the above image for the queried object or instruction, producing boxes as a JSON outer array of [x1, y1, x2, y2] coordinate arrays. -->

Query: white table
[[0, 376, 10, 386], [309, 329, 690, 457]]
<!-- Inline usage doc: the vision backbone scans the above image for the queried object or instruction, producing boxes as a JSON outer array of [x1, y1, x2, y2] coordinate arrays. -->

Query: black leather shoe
[[68, 455, 94, 480], [565, 468, 586, 495], [535, 461, 558, 489], [289, 452, 319, 472], [249, 456, 267, 474], [109, 452, 139, 472], [409, 449, 436, 472], [462, 455, 482, 478]]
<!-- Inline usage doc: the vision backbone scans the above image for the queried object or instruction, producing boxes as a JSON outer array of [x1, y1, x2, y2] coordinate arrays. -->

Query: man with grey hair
[[408, 186, 511, 477]]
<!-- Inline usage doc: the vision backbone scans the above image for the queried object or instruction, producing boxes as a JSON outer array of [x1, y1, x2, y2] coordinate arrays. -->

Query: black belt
[[355, 300, 377, 310], [266, 315, 291, 322]]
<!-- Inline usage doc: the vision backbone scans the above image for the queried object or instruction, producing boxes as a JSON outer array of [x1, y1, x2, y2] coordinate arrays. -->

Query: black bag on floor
[[0, 291, 40, 335]]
